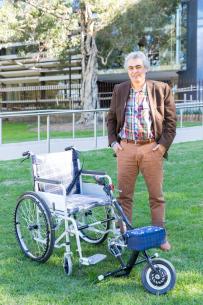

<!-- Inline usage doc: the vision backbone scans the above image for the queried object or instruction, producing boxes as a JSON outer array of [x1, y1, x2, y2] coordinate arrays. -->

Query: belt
[[121, 138, 155, 145]]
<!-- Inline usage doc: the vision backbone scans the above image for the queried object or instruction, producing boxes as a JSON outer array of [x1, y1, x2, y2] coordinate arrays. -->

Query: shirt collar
[[131, 82, 146, 93]]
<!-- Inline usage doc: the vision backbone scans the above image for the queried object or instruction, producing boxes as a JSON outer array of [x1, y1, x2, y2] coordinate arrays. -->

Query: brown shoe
[[160, 241, 171, 251]]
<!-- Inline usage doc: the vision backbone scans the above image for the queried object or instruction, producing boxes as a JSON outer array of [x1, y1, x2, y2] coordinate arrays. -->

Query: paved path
[[0, 126, 202, 161]]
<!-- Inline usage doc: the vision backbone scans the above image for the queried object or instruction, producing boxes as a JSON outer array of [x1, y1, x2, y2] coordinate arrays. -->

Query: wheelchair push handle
[[20, 151, 33, 163], [65, 146, 74, 151], [22, 151, 31, 157], [65, 146, 80, 159]]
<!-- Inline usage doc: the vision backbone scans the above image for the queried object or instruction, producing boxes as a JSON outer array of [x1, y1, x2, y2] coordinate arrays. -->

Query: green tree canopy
[[0, 0, 180, 118], [96, 0, 180, 68]]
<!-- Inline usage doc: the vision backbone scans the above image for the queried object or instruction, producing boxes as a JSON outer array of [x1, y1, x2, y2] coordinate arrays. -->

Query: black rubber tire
[[141, 258, 176, 295], [64, 255, 73, 276], [76, 206, 111, 244], [14, 192, 55, 263]]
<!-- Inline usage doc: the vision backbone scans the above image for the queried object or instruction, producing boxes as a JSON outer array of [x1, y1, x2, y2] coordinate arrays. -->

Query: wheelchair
[[14, 146, 176, 295]]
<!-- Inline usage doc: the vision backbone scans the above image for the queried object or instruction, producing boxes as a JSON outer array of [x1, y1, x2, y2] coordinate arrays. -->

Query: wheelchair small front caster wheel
[[64, 255, 72, 276], [141, 258, 176, 295]]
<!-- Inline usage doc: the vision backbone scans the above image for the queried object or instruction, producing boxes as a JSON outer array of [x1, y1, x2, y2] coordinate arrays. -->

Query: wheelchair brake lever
[[94, 176, 106, 186]]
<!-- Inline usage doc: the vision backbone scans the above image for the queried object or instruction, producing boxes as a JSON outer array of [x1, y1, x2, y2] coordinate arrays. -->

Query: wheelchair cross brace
[[98, 250, 159, 281]]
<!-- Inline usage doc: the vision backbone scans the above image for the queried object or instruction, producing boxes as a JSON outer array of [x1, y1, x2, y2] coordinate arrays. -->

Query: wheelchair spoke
[[14, 192, 55, 262], [18, 199, 47, 255]]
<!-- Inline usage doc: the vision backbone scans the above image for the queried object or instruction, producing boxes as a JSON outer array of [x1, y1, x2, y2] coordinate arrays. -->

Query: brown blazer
[[107, 79, 176, 153]]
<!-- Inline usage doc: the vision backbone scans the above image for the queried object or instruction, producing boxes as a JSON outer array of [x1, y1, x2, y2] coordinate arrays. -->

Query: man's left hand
[[152, 143, 166, 155]]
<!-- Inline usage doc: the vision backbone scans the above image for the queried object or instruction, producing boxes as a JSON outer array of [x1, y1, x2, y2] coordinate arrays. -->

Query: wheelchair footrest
[[80, 254, 106, 266]]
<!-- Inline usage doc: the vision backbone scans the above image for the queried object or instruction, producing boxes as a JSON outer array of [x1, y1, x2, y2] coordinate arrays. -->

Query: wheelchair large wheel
[[76, 206, 111, 244], [141, 258, 176, 295], [14, 192, 55, 263]]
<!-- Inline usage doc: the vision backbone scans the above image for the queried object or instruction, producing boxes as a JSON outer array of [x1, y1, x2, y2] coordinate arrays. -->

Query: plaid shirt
[[119, 84, 154, 141]]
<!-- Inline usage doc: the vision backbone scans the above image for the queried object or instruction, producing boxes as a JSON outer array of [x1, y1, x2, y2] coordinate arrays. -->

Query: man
[[107, 51, 176, 251]]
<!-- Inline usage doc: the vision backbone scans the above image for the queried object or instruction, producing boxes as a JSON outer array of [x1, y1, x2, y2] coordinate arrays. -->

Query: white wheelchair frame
[[14, 147, 176, 295], [36, 172, 118, 270]]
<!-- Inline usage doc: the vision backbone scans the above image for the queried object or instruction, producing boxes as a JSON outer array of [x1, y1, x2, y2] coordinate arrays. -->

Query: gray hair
[[124, 51, 150, 71]]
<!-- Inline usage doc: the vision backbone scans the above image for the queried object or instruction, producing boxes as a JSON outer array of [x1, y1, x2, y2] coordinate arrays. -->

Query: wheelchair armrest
[[81, 170, 106, 176], [35, 177, 62, 185], [81, 170, 112, 187]]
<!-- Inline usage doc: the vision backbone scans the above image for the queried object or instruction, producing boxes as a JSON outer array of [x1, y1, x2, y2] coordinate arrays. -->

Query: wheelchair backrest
[[31, 149, 81, 195]]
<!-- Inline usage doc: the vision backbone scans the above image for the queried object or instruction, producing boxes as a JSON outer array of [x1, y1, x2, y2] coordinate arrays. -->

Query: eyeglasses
[[128, 65, 145, 71]]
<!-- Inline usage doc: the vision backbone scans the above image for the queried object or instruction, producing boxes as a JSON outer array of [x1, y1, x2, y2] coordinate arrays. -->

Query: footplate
[[80, 254, 106, 266]]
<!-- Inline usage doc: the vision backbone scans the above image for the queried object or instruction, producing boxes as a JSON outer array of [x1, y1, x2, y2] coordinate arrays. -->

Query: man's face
[[127, 58, 147, 86]]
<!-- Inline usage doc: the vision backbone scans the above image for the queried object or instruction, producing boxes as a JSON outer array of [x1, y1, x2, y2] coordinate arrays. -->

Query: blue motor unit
[[124, 226, 166, 251]]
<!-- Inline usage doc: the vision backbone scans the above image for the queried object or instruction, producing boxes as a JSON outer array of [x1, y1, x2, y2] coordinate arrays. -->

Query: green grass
[[0, 142, 203, 305], [176, 121, 202, 128], [2, 120, 202, 143], [2, 121, 104, 143]]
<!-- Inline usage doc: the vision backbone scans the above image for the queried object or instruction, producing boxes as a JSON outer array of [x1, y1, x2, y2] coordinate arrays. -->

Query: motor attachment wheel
[[141, 258, 176, 295]]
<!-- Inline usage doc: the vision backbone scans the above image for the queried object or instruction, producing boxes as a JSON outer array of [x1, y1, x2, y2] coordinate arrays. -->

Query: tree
[[96, 0, 180, 69], [0, 0, 180, 123], [0, 0, 135, 123]]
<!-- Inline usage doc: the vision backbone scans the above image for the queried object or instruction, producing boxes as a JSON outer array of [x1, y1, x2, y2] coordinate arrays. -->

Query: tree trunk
[[78, 2, 98, 125]]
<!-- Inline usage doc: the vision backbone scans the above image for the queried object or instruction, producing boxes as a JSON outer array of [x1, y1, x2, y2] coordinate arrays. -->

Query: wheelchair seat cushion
[[65, 194, 111, 213], [37, 191, 111, 215]]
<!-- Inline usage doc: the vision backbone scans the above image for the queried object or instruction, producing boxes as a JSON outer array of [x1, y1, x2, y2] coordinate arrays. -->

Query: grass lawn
[[176, 121, 203, 128], [2, 121, 104, 143], [2, 120, 202, 143], [0, 141, 203, 305]]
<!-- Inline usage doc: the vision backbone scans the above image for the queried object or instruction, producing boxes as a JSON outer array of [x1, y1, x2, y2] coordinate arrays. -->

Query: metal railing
[[0, 102, 203, 152], [176, 101, 203, 128], [0, 108, 108, 152]]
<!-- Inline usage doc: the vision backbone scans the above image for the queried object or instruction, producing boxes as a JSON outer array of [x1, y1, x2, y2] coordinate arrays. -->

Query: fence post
[[202, 106, 203, 126], [72, 112, 75, 139], [102, 111, 105, 136], [47, 115, 50, 153], [180, 109, 183, 128], [0, 118, 2, 145], [94, 111, 97, 148], [37, 115, 40, 141], [184, 93, 187, 103], [201, 83, 203, 125]]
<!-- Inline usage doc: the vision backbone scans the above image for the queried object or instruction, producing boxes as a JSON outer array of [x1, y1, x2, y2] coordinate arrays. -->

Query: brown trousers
[[117, 140, 165, 227]]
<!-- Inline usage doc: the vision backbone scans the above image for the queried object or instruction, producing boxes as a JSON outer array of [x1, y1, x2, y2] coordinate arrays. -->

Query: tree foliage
[[0, 0, 80, 59], [96, 0, 180, 68], [0, 0, 134, 59], [0, 0, 180, 115], [0, 0, 180, 61]]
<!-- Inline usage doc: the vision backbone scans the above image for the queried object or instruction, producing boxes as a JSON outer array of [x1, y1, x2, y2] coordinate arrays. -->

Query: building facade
[[178, 0, 203, 84], [0, 0, 202, 110], [98, 1, 188, 86]]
